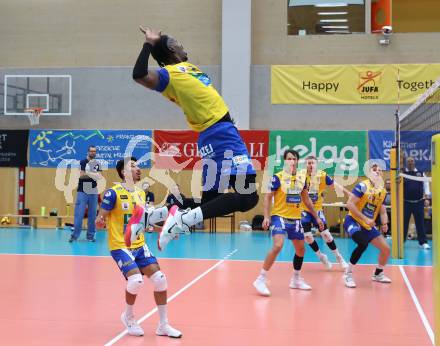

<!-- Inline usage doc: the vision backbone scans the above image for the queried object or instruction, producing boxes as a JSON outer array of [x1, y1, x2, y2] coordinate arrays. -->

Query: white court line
[[0, 253, 432, 268], [399, 265, 434, 345], [103, 249, 238, 346]]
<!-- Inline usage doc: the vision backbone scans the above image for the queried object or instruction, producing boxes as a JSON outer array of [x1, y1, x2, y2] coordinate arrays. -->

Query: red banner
[[153, 130, 269, 170], [239, 130, 269, 170]]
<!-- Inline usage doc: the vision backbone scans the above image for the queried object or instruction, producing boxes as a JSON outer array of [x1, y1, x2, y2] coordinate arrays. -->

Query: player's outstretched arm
[[132, 26, 161, 90]]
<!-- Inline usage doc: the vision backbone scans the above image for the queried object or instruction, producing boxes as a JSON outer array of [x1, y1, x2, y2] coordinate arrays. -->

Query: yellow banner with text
[[271, 64, 440, 104]]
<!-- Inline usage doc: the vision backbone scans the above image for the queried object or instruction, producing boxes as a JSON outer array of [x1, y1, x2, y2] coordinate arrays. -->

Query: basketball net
[[24, 107, 44, 126]]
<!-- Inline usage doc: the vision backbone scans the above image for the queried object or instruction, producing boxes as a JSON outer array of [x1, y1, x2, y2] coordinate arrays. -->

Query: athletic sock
[[326, 240, 337, 251], [309, 240, 320, 253], [125, 303, 134, 318], [374, 265, 384, 276], [157, 305, 168, 325], [293, 255, 304, 271]]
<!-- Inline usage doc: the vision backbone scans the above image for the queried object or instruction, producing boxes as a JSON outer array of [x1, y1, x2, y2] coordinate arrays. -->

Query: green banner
[[268, 131, 367, 176]]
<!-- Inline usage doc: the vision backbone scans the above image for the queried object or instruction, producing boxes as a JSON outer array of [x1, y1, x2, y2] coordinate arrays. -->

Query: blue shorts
[[344, 215, 381, 242], [198, 120, 256, 191], [270, 215, 304, 240], [301, 210, 327, 229], [110, 245, 158, 277]]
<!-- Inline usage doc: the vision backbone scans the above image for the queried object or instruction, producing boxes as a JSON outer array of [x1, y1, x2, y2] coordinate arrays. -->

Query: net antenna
[[24, 107, 44, 126]]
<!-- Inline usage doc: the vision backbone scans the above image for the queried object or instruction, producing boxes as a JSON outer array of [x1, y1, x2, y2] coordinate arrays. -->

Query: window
[[287, 0, 365, 35]]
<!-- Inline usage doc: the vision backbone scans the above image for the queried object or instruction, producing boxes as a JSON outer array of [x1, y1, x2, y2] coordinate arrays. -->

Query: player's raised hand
[[139, 26, 162, 44]]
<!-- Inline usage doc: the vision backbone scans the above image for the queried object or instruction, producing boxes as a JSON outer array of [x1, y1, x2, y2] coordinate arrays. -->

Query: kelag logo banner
[[29, 130, 152, 168], [269, 131, 367, 176], [272, 64, 440, 104]]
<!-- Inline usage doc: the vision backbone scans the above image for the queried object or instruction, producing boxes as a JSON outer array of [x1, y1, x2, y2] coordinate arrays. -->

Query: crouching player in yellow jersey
[[300, 156, 349, 270], [96, 157, 182, 338], [130, 27, 259, 251], [253, 150, 324, 296], [343, 163, 391, 288]]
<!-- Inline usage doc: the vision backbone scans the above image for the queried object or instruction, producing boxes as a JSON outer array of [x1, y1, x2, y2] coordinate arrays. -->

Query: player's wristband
[[132, 42, 153, 80]]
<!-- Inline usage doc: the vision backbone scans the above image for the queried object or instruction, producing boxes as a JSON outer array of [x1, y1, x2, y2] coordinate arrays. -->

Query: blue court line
[[0, 227, 432, 266]]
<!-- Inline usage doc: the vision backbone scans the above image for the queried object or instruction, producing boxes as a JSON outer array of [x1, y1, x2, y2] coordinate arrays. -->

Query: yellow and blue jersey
[[348, 179, 386, 230], [270, 170, 307, 219], [155, 62, 229, 132], [101, 183, 146, 251], [300, 169, 333, 212]]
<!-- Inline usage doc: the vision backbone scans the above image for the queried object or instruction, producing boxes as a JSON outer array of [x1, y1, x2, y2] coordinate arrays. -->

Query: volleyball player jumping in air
[[126, 27, 258, 250]]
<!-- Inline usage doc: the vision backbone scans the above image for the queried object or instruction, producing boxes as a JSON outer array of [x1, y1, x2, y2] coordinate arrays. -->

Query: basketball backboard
[[3, 75, 71, 116]]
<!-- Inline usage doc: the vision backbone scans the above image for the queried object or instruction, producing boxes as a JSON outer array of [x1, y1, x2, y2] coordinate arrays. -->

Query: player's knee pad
[[127, 273, 144, 295], [238, 192, 259, 212], [150, 270, 167, 292], [352, 231, 370, 247], [304, 231, 314, 244], [321, 229, 334, 243]]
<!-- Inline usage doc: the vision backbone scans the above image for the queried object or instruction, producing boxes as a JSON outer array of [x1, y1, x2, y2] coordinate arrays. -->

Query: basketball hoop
[[24, 107, 44, 126]]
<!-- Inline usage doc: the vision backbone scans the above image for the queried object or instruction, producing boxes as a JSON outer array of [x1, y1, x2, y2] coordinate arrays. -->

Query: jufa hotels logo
[[357, 70, 382, 100]]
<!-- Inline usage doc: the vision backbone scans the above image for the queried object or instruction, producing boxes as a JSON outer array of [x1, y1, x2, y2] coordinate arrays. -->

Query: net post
[[398, 169, 404, 258], [390, 147, 403, 258], [432, 134, 440, 345], [390, 147, 398, 258]]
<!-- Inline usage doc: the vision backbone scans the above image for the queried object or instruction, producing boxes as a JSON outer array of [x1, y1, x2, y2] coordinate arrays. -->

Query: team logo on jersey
[[120, 195, 128, 200], [121, 202, 129, 210], [190, 72, 212, 86], [105, 191, 112, 197]]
